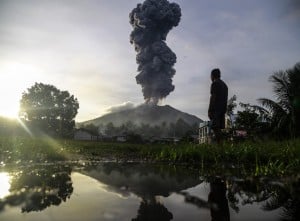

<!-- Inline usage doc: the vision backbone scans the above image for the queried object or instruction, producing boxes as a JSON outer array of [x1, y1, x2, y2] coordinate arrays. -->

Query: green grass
[[0, 136, 299, 176], [0, 136, 66, 164]]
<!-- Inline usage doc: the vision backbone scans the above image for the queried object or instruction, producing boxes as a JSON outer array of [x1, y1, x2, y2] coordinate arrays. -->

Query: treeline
[[227, 62, 300, 140], [82, 118, 199, 138], [226, 98, 271, 139]]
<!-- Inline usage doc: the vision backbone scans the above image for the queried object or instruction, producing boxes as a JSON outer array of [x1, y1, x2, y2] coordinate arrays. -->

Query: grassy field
[[0, 136, 299, 176]]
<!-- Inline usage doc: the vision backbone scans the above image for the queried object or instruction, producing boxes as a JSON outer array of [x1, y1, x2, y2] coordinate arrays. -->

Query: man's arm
[[208, 82, 217, 119]]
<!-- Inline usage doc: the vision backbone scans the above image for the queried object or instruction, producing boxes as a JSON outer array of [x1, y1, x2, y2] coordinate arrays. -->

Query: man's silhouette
[[208, 178, 230, 221], [208, 68, 228, 144]]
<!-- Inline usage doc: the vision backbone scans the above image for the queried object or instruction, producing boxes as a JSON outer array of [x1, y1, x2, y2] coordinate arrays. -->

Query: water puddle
[[0, 162, 299, 220]]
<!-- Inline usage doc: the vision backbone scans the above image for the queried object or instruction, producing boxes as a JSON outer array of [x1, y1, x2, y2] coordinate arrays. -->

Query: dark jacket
[[208, 79, 228, 114]]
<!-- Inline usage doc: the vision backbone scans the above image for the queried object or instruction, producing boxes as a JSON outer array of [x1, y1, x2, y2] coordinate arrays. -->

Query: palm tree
[[226, 95, 237, 129], [258, 62, 300, 138]]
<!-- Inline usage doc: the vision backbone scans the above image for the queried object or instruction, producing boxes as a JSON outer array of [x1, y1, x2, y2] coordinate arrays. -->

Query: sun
[[0, 98, 19, 119], [0, 61, 41, 119], [0, 172, 11, 199]]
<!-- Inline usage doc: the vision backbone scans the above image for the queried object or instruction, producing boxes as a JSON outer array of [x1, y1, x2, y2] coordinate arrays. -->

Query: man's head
[[211, 68, 221, 81]]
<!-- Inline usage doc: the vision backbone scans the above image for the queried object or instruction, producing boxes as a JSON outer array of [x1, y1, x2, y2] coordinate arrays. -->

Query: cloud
[[105, 101, 136, 114]]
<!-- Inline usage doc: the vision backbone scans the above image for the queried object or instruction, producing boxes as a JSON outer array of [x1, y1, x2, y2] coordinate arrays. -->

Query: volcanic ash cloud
[[129, 0, 181, 105]]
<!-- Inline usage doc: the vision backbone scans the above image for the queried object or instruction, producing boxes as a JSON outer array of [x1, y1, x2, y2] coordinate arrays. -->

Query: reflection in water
[[81, 163, 200, 198], [81, 163, 199, 220], [0, 172, 10, 199], [262, 180, 300, 221], [208, 178, 230, 221], [180, 178, 230, 221], [0, 162, 299, 221], [132, 198, 173, 221], [226, 177, 300, 221], [0, 164, 73, 213]]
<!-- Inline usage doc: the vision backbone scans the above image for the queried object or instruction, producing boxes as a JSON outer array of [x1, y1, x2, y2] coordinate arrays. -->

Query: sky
[[0, 0, 299, 122]]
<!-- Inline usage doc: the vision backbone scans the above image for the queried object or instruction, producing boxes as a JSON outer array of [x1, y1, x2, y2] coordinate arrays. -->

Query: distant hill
[[79, 104, 202, 127]]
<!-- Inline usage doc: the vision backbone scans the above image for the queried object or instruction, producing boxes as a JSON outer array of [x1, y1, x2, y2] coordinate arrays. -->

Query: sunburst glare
[[17, 117, 33, 137], [0, 172, 11, 199]]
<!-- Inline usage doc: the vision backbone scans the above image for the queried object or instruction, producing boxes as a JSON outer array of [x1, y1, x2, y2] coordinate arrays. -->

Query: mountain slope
[[80, 104, 202, 127]]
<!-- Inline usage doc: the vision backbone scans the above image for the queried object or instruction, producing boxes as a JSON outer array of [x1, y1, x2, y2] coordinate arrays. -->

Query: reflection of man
[[208, 68, 228, 143], [208, 178, 230, 221]]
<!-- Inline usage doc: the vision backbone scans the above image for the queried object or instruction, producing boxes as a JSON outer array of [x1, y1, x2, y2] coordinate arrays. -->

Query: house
[[198, 121, 211, 144], [98, 134, 128, 143], [114, 135, 127, 142], [74, 128, 98, 141], [150, 136, 180, 144]]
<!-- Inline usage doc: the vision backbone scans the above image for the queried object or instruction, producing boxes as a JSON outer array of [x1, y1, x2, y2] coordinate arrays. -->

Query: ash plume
[[129, 0, 181, 104], [105, 101, 136, 113]]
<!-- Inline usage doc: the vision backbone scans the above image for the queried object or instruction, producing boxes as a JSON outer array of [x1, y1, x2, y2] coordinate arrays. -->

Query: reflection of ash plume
[[129, 0, 181, 105], [132, 198, 173, 221]]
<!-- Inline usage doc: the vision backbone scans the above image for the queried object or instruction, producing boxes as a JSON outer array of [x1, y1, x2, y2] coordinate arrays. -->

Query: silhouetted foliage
[[227, 95, 237, 128], [0, 165, 73, 213], [235, 102, 271, 138], [105, 122, 117, 136], [226, 177, 300, 221], [19, 83, 79, 138], [174, 118, 191, 137], [82, 123, 99, 136], [258, 62, 300, 138]]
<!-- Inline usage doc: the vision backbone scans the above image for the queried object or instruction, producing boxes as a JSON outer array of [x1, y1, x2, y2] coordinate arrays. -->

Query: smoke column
[[129, 0, 181, 104]]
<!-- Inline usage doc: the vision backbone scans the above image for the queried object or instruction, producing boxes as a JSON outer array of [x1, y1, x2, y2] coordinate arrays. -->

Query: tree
[[82, 123, 99, 136], [105, 122, 116, 136], [258, 62, 300, 138], [226, 95, 237, 129], [174, 118, 191, 137], [139, 123, 151, 137], [235, 103, 260, 133], [235, 102, 270, 137], [124, 120, 136, 133], [2, 164, 73, 213], [19, 83, 79, 138]]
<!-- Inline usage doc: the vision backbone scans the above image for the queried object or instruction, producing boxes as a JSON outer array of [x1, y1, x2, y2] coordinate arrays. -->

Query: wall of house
[[74, 130, 92, 141]]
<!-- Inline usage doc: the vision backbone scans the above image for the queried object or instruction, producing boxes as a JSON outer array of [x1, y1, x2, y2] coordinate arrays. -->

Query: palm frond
[[262, 196, 284, 211], [251, 105, 269, 114], [257, 98, 286, 115], [261, 62, 300, 138], [270, 72, 291, 103]]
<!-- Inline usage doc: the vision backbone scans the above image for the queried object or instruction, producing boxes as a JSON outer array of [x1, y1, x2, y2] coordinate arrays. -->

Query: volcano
[[79, 104, 202, 127]]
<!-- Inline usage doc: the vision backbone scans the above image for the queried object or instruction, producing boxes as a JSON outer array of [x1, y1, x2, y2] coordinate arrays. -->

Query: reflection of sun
[[0, 172, 11, 199]]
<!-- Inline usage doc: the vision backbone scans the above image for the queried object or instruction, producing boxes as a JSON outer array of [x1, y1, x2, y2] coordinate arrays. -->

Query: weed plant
[[0, 137, 299, 176]]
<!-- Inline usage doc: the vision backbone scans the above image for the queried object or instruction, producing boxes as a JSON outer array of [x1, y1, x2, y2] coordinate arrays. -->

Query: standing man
[[208, 68, 228, 144]]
